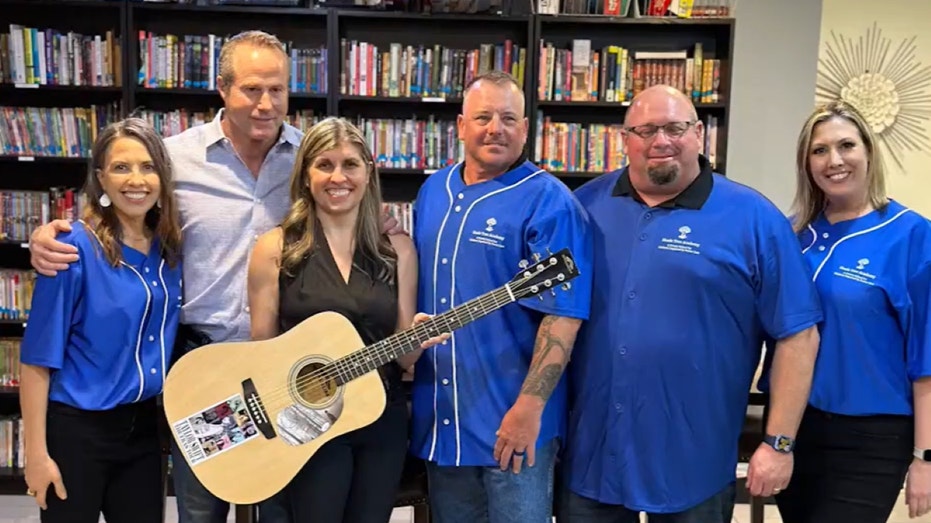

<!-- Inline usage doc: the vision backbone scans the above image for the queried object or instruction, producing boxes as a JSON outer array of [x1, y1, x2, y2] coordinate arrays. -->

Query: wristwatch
[[764, 434, 795, 453], [914, 448, 931, 461]]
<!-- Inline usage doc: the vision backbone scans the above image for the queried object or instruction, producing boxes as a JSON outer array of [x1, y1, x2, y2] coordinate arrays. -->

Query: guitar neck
[[332, 284, 517, 384]]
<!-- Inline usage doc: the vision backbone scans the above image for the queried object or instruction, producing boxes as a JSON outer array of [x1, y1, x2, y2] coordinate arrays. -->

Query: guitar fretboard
[[330, 285, 517, 385]]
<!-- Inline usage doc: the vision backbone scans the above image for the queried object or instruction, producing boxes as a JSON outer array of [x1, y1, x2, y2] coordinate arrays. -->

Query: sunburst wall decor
[[816, 22, 931, 172]]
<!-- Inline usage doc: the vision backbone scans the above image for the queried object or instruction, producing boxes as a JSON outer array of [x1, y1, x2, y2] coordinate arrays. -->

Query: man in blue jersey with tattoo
[[409, 69, 593, 523], [558, 84, 824, 523]]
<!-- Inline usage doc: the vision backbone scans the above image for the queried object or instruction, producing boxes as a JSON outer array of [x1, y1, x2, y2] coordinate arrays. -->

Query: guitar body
[[162, 311, 387, 505]]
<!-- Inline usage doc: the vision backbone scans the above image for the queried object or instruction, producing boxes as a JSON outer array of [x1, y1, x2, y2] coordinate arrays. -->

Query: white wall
[[819, 0, 931, 216], [726, 0, 824, 212]]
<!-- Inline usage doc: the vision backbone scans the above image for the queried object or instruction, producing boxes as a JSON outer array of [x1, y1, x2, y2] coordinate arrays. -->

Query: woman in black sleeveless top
[[247, 117, 446, 523]]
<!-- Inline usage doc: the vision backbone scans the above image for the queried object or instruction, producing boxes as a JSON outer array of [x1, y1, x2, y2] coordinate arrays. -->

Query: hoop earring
[[157, 199, 162, 208], [99, 193, 112, 208]]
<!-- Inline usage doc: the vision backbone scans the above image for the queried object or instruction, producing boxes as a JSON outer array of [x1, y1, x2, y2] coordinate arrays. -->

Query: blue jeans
[[425, 437, 559, 523], [170, 441, 291, 523], [556, 481, 736, 523]]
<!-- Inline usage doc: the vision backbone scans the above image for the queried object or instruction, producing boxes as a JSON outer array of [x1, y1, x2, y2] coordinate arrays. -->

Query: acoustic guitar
[[162, 248, 580, 504]]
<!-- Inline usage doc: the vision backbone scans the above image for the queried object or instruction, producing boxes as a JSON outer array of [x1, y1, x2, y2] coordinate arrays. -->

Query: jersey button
[[443, 418, 450, 425], [150, 368, 157, 375], [149, 335, 155, 342], [441, 258, 448, 264], [639, 233, 647, 241], [818, 246, 825, 251], [454, 205, 461, 212], [628, 291, 636, 300], [618, 346, 627, 355], [442, 378, 449, 385]]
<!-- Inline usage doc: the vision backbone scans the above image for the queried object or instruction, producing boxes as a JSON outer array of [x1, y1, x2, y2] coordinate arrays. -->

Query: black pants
[[775, 405, 913, 523], [273, 399, 409, 523], [43, 398, 163, 523]]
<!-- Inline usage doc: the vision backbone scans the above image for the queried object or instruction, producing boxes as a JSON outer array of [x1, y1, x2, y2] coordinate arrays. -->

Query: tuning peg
[[562, 282, 572, 291], [532, 252, 541, 262], [550, 289, 556, 296], [545, 247, 552, 255], [518, 259, 529, 269], [538, 295, 545, 301]]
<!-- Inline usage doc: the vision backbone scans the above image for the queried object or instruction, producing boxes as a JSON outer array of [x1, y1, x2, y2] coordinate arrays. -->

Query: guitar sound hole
[[294, 362, 337, 407]]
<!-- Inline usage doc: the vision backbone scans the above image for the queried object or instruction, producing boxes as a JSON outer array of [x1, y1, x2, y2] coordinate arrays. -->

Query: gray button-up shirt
[[165, 109, 303, 342]]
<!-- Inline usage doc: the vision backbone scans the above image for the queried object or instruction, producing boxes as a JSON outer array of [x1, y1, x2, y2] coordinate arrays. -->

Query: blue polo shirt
[[410, 159, 593, 467], [759, 200, 931, 416], [21, 221, 183, 411], [565, 157, 823, 512]]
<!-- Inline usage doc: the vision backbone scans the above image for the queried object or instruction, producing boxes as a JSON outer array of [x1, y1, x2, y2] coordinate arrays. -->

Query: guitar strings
[[255, 285, 523, 408], [253, 267, 553, 409]]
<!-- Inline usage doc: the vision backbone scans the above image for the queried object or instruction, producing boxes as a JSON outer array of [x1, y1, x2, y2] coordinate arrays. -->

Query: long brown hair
[[82, 117, 183, 267], [280, 117, 395, 282], [790, 100, 888, 232]]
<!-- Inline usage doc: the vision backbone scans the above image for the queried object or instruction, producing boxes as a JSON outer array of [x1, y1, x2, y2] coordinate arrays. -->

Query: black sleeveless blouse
[[277, 222, 404, 402]]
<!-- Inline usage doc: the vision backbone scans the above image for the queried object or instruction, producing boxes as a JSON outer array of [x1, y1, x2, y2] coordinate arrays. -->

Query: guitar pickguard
[[276, 399, 344, 446], [276, 355, 345, 446]]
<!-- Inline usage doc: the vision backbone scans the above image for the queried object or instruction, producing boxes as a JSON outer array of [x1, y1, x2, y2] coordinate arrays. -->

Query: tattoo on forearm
[[520, 316, 574, 402]]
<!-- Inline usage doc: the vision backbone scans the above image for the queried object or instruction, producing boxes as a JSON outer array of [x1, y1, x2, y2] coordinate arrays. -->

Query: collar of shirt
[[611, 154, 714, 209], [202, 108, 302, 149]]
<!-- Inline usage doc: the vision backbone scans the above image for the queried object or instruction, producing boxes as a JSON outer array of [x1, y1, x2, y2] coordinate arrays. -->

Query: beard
[[647, 163, 680, 186]]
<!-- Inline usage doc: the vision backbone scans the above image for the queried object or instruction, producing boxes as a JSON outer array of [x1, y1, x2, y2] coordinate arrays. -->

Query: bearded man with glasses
[[555, 85, 824, 523]]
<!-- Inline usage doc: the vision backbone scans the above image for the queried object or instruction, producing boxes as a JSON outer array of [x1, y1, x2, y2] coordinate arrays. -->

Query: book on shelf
[[339, 39, 527, 99], [137, 32, 327, 94], [538, 41, 722, 104], [535, 111, 720, 173], [0, 25, 122, 88], [536, 0, 631, 16], [352, 116, 462, 172], [0, 189, 84, 244], [384, 201, 413, 237], [0, 415, 24, 471], [0, 104, 122, 158], [0, 338, 21, 388], [0, 271, 33, 322]]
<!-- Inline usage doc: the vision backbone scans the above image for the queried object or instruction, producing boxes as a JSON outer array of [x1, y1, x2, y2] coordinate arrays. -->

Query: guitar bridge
[[242, 378, 276, 440]]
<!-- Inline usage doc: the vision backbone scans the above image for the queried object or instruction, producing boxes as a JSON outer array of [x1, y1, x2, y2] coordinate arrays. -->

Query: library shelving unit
[[0, 0, 736, 517]]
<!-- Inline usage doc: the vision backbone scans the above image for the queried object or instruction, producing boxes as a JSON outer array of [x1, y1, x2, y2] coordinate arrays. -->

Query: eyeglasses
[[624, 121, 697, 140]]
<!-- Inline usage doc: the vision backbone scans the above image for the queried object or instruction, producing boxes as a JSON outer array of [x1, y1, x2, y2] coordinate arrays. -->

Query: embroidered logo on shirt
[[835, 258, 876, 286], [469, 216, 506, 249], [658, 225, 701, 255]]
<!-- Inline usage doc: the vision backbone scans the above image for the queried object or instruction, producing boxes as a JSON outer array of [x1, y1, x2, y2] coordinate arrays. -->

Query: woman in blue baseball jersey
[[19, 118, 183, 523], [771, 100, 931, 521]]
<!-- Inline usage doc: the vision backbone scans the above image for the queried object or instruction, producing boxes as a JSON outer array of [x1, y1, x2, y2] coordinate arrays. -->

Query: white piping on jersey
[[157, 259, 169, 391], [440, 164, 546, 466], [801, 224, 817, 254], [121, 262, 152, 403], [811, 208, 912, 282], [427, 161, 462, 462]]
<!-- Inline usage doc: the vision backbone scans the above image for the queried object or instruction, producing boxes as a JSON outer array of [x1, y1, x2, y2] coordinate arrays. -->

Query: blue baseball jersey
[[410, 159, 593, 467], [759, 200, 931, 416], [564, 158, 823, 512], [21, 221, 183, 411]]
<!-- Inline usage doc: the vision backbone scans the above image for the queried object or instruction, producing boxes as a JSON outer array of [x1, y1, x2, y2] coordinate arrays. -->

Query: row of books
[[0, 103, 122, 158], [339, 39, 527, 100], [0, 271, 34, 322], [538, 0, 733, 17], [134, 108, 326, 137], [0, 338, 20, 388], [385, 202, 413, 237], [0, 416, 23, 470], [532, 111, 720, 172], [539, 41, 721, 104], [138, 32, 327, 94], [0, 189, 82, 244], [1, 25, 122, 87]]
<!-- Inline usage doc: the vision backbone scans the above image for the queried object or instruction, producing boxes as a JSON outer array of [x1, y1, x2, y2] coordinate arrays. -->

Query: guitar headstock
[[508, 248, 580, 300]]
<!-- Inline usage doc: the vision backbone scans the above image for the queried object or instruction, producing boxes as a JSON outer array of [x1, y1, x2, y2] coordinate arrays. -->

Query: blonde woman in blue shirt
[[759, 100, 931, 521], [19, 118, 183, 523]]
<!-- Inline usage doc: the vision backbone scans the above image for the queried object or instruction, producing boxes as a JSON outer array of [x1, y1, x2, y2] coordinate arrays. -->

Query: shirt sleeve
[[519, 182, 594, 321], [756, 211, 824, 340], [20, 240, 84, 370], [907, 260, 931, 381]]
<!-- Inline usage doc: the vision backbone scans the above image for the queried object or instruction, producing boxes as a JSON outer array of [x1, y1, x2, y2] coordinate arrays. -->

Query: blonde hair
[[218, 30, 288, 90], [279, 117, 396, 282], [83, 118, 183, 267], [790, 100, 888, 232]]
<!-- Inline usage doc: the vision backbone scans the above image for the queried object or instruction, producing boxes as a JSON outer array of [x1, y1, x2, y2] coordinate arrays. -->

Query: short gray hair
[[218, 30, 287, 88]]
